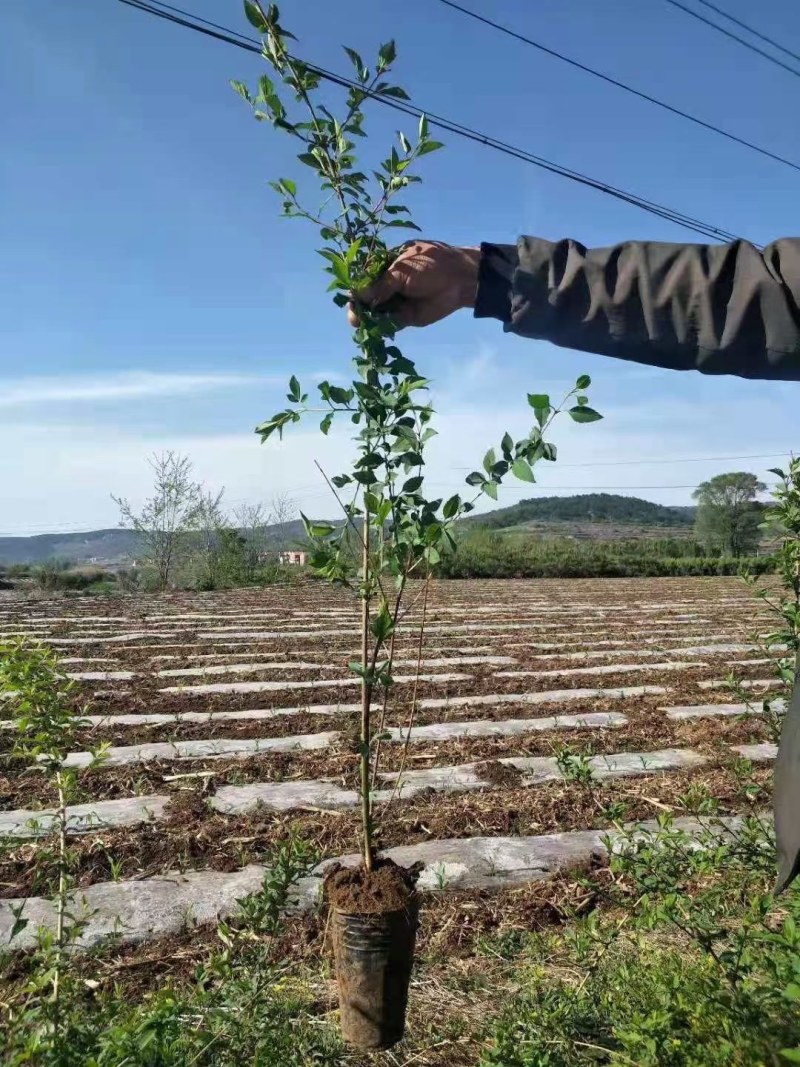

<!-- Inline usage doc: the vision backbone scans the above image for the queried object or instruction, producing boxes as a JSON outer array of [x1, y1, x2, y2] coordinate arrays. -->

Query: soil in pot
[[325, 858, 421, 1050]]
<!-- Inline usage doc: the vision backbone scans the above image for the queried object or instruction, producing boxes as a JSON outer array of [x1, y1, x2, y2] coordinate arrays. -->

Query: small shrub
[[482, 931, 800, 1067]]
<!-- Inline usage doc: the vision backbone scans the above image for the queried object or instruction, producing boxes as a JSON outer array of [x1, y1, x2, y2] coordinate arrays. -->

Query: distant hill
[[0, 519, 318, 566], [469, 493, 695, 534], [1, 493, 697, 565]]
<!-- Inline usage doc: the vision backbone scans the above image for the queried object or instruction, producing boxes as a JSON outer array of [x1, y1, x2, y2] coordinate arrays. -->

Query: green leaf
[[483, 448, 496, 474], [343, 46, 367, 81], [243, 1, 268, 31], [500, 432, 514, 459], [568, 406, 603, 423], [779, 1051, 800, 1062], [379, 85, 410, 100], [398, 131, 412, 154], [465, 471, 485, 487], [328, 385, 353, 405], [302, 510, 337, 537], [443, 494, 460, 519], [288, 375, 301, 402], [378, 40, 397, 67], [576, 374, 591, 390], [483, 481, 498, 501], [320, 413, 333, 435], [512, 459, 536, 483], [402, 476, 423, 493], [527, 393, 550, 410], [369, 602, 394, 642], [576, 395, 589, 406], [425, 546, 441, 566], [230, 80, 252, 103], [417, 140, 444, 156], [353, 469, 378, 485], [418, 114, 429, 141], [258, 74, 277, 103], [331, 474, 352, 488]]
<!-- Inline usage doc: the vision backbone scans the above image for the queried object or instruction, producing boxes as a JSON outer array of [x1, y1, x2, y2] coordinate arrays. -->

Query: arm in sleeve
[[474, 236, 800, 380]]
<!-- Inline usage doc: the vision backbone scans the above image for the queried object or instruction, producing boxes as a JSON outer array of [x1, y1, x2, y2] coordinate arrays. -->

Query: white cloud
[[0, 371, 278, 408], [2, 379, 795, 536]]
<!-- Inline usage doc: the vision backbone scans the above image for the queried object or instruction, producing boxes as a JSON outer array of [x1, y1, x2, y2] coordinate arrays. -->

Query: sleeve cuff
[[474, 242, 518, 322]]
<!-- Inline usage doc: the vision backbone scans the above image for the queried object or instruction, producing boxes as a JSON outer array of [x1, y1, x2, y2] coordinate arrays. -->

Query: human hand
[[347, 241, 480, 329]]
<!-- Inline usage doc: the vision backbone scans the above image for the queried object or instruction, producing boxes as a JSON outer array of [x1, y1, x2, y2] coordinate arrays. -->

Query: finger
[[354, 258, 420, 310], [353, 271, 400, 309], [348, 297, 412, 331]]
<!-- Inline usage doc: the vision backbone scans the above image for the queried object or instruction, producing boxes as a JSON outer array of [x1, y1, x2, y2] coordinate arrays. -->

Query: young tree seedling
[[235, 2, 602, 870]]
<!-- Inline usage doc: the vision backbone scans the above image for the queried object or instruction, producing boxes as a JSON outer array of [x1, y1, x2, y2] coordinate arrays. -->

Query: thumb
[[352, 266, 403, 309]]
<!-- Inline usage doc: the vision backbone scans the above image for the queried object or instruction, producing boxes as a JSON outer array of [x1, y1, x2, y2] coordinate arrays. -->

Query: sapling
[[0, 639, 106, 1045], [235, 2, 601, 873]]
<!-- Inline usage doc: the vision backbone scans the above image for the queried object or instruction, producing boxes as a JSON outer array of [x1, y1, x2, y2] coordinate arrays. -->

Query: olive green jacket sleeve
[[475, 237, 800, 380]]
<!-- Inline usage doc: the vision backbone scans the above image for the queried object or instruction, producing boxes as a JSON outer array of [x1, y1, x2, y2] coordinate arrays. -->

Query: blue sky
[[2, 0, 800, 534]]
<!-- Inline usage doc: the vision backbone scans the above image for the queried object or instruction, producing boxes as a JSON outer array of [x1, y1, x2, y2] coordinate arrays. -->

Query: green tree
[[112, 451, 204, 591], [693, 471, 766, 557]]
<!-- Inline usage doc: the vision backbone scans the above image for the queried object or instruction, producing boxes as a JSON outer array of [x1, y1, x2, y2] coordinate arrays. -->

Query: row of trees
[[107, 459, 768, 591], [114, 451, 298, 590]]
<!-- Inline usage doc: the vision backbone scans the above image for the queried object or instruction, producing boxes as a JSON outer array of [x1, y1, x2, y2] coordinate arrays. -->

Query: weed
[[555, 745, 595, 786]]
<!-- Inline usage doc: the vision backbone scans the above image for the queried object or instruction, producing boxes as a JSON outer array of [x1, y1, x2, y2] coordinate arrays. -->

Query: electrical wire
[[436, 0, 800, 173], [3, 451, 791, 534], [115, 0, 749, 244], [692, 0, 800, 66], [452, 449, 794, 470], [662, 0, 800, 79]]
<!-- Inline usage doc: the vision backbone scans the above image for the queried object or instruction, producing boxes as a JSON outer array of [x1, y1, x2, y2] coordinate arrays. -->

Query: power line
[[431, 482, 779, 491], [4, 471, 786, 536], [116, 0, 749, 244], [453, 449, 794, 470], [662, 0, 800, 79], [691, 0, 800, 66], [436, 0, 800, 173]]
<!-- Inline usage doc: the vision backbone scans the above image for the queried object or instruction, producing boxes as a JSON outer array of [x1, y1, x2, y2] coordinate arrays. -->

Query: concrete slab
[[731, 743, 778, 762], [0, 815, 747, 950], [495, 662, 703, 680], [385, 711, 627, 743], [414, 685, 668, 710], [0, 795, 169, 837], [61, 731, 340, 769], [66, 671, 136, 682], [158, 672, 473, 696], [212, 745, 704, 812], [47, 634, 180, 645], [698, 678, 782, 691], [157, 662, 340, 678], [664, 699, 786, 720]]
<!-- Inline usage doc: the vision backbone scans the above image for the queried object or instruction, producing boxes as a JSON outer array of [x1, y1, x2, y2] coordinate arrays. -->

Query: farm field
[[0, 576, 783, 1062]]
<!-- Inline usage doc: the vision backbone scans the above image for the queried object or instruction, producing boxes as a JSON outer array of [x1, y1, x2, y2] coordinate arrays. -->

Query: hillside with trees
[[468, 493, 695, 532]]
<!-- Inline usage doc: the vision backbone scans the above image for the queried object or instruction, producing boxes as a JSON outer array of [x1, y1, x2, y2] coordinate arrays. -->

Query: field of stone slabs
[[0, 577, 781, 957]]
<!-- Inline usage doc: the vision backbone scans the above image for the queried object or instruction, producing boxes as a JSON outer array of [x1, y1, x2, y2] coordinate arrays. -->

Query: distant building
[[279, 550, 307, 566]]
